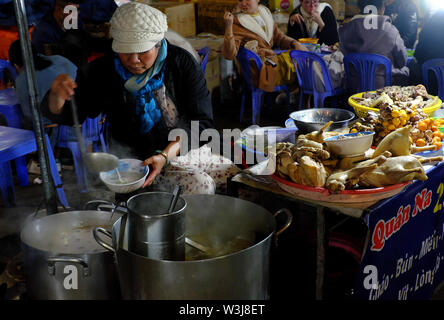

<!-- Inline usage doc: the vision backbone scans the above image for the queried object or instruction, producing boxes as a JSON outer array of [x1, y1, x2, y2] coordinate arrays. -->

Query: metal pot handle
[[47, 257, 90, 276], [83, 199, 113, 211], [273, 208, 293, 246], [93, 227, 115, 253]]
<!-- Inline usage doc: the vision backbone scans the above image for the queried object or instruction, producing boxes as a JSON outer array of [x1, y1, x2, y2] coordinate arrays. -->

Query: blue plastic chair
[[343, 53, 392, 93], [56, 114, 107, 193], [0, 126, 68, 208], [0, 88, 28, 187], [0, 60, 18, 86], [290, 50, 344, 108], [236, 47, 289, 125], [198, 46, 210, 75], [422, 58, 444, 101]]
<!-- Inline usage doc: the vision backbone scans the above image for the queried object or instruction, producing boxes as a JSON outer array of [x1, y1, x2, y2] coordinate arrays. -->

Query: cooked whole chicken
[[372, 125, 436, 158], [360, 156, 443, 187], [288, 156, 329, 187], [326, 152, 391, 192]]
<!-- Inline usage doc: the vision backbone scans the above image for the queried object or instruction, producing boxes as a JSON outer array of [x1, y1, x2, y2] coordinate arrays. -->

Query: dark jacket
[[31, 12, 91, 67], [287, 4, 339, 46], [384, 0, 418, 49], [339, 14, 409, 90], [42, 42, 214, 159], [409, 10, 444, 92]]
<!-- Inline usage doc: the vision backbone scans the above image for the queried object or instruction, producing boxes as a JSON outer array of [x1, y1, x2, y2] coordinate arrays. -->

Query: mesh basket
[[348, 92, 443, 118]]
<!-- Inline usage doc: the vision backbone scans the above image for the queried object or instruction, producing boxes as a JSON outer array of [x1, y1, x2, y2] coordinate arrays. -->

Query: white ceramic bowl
[[324, 131, 375, 157], [99, 158, 149, 194]]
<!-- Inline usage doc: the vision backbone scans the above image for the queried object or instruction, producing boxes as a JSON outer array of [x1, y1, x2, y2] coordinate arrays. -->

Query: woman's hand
[[289, 13, 303, 26], [224, 11, 234, 28], [291, 40, 308, 51], [141, 139, 181, 188], [311, 10, 325, 30], [49, 74, 77, 115], [141, 154, 167, 188]]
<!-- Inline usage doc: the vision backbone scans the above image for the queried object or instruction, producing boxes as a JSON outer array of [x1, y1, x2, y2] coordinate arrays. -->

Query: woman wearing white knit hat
[[42, 1, 240, 194]]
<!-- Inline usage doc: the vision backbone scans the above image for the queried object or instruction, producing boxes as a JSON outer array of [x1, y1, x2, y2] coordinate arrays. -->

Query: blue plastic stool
[[290, 50, 344, 108], [422, 58, 444, 101], [343, 53, 392, 92], [0, 125, 68, 207], [56, 114, 108, 193], [0, 88, 29, 187], [198, 46, 210, 75], [236, 47, 289, 125]]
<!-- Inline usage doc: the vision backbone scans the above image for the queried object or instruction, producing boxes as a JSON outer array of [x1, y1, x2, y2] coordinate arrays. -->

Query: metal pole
[[12, 0, 58, 214]]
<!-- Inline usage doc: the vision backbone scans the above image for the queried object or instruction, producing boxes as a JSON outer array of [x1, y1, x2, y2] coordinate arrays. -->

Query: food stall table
[[227, 160, 444, 300]]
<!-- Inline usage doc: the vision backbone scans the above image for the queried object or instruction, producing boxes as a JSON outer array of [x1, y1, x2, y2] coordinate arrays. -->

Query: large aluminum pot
[[125, 192, 187, 260], [94, 194, 292, 300], [20, 211, 121, 300]]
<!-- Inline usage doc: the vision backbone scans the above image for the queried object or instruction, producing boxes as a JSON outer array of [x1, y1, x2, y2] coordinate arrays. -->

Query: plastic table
[[0, 125, 68, 207], [0, 88, 28, 187]]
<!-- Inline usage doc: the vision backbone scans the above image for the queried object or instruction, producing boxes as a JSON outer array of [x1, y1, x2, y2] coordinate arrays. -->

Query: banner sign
[[354, 162, 444, 300]]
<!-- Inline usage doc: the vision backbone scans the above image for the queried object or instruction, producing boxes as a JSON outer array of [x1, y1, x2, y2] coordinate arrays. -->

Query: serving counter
[[227, 160, 444, 300]]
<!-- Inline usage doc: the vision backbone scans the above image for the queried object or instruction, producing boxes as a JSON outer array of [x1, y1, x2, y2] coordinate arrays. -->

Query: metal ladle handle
[[70, 95, 86, 156], [168, 185, 182, 213]]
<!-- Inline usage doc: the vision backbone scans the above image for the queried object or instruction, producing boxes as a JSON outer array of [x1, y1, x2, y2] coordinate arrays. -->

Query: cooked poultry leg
[[300, 121, 333, 143]]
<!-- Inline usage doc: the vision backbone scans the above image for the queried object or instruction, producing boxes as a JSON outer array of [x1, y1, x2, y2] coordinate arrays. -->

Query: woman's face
[[238, 0, 260, 14], [117, 45, 159, 75], [301, 0, 319, 14]]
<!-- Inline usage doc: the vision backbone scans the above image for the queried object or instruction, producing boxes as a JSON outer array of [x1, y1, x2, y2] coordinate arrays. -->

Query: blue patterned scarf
[[114, 39, 167, 134]]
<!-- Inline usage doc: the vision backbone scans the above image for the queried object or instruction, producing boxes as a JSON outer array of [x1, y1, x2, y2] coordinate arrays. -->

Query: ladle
[[70, 95, 119, 173], [167, 184, 182, 214], [167, 185, 210, 254]]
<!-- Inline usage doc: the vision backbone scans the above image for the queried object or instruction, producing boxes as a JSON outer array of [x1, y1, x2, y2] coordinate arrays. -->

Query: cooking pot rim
[[20, 210, 119, 254], [126, 191, 187, 219], [113, 224, 274, 263]]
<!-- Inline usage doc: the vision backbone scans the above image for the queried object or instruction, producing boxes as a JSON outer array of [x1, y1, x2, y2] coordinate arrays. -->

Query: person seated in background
[[384, 0, 419, 49], [408, 10, 444, 95], [31, 0, 92, 68], [222, 0, 307, 93], [338, 0, 409, 91], [8, 40, 77, 148], [42, 2, 240, 194], [287, 0, 339, 46]]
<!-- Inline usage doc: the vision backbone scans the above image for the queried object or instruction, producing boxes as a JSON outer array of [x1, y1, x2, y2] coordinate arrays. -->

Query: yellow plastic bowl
[[298, 38, 319, 44], [348, 91, 443, 118]]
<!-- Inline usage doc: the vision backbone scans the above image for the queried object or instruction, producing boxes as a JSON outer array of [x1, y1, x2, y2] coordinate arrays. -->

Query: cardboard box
[[323, 0, 345, 21], [186, 35, 224, 53], [139, 1, 196, 37], [205, 52, 221, 93], [345, 0, 359, 17], [197, 0, 238, 35]]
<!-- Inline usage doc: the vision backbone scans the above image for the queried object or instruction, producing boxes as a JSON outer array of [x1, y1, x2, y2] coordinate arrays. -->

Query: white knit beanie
[[110, 2, 168, 53]]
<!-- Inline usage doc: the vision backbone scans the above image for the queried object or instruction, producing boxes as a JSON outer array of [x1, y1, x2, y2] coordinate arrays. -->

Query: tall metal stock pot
[[94, 194, 292, 300], [20, 211, 121, 300]]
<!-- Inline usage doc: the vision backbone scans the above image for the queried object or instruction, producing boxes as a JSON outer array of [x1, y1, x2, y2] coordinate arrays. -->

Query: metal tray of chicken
[[272, 174, 410, 205]]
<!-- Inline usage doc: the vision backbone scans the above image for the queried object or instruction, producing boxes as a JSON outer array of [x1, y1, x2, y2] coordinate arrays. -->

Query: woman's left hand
[[141, 154, 167, 188]]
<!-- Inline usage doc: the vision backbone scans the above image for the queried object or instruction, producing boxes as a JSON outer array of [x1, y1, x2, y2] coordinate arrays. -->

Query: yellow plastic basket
[[348, 92, 443, 118]]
